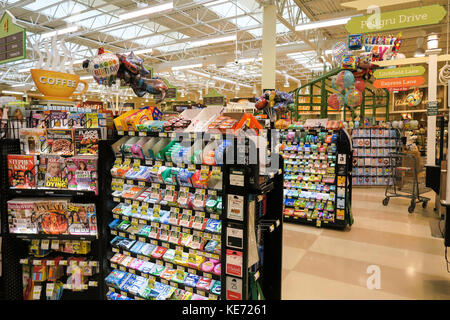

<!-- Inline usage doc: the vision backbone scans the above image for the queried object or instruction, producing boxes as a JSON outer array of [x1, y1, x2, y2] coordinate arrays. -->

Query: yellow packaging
[[113, 109, 142, 131], [129, 108, 153, 131]]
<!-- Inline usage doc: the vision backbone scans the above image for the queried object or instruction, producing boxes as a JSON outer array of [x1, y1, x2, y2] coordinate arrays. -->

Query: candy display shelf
[[351, 128, 402, 186], [279, 125, 353, 229], [103, 132, 283, 300]]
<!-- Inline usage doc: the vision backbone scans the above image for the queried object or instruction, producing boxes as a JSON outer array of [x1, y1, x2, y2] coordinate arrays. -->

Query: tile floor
[[281, 187, 450, 300]]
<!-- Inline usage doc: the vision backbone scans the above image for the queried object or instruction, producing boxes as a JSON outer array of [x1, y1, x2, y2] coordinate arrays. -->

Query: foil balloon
[[327, 93, 344, 110], [345, 88, 362, 107], [83, 48, 168, 102], [255, 98, 268, 110], [334, 70, 355, 92], [354, 78, 365, 92], [84, 48, 119, 86], [332, 41, 348, 64]]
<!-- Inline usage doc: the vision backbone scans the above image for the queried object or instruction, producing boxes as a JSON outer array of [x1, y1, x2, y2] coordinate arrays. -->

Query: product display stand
[[280, 125, 353, 229], [103, 132, 283, 300], [351, 127, 402, 186], [0, 139, 110, 300]]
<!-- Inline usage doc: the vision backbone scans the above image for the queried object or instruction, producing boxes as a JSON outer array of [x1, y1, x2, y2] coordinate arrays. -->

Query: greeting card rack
[[103, 131, 283, 300], [0, 139, 112, 300], [279, 127, 353, 229]]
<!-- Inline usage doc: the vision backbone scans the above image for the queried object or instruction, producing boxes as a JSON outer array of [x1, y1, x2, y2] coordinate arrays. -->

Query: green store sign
[[374, 66, 425, 79], [346, 5, 446, 34], [0, 12, 26, 65]]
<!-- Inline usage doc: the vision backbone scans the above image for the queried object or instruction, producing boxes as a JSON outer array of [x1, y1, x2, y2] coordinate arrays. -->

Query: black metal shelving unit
[[279, 127, 353, 229], [103, 131, 283, 300], [0, 139, 112, 300]]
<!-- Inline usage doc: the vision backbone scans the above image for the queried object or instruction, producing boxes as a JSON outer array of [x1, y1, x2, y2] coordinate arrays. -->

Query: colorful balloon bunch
[[83, 48, 168, 102], [255, 90, 294, 119], [329, 70, 363, 110]]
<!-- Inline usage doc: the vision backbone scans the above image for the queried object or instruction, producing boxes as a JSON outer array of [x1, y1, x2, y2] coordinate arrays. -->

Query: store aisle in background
[[282, 188, 450, 300]]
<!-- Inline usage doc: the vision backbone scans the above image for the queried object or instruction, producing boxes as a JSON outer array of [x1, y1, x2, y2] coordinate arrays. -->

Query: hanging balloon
[[331, 76, 338, 91], [332, 41, 348, 64], [345, 88, 362, 107], [355, 78, 365, 92], [85, 50, 120, 86], [335, 70, 355, 92], [327, 93, 344, 110], [255, 98, 268, 110]]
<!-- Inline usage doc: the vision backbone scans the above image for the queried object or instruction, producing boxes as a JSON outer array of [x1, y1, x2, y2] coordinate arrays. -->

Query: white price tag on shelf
[[51, 240, 59, 250], [32, 286, 42, 300], [46, 283, 55, 298], [41, 240, 49, 250]]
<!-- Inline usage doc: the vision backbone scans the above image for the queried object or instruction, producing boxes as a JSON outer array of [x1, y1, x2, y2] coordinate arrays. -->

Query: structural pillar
[[427, 54, 438, 166], [262, 3, 276, 91]]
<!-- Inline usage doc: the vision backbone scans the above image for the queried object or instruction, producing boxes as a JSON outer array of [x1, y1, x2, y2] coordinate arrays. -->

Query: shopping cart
[[382, 152, 430, 213]]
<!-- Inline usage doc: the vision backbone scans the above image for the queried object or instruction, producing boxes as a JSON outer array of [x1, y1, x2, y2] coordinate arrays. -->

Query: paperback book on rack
[[7, 154, 37, 189]]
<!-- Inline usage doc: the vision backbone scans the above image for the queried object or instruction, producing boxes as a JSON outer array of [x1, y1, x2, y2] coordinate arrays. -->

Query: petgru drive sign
[[346, 5, 446, 34]]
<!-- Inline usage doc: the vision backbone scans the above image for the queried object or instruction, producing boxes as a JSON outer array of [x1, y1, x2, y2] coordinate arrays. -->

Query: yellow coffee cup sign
[[30, 69, 89, 100]]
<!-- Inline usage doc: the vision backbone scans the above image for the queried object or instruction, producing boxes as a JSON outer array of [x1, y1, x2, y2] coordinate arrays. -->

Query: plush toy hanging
[[83, 48, 169, 102]]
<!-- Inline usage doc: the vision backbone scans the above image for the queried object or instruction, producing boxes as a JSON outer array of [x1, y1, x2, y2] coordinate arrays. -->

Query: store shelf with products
[[351, 128, 402, 186], [103, 113, 283, 300], [278, 120, 353, 229], [0, 134, 110, 300]]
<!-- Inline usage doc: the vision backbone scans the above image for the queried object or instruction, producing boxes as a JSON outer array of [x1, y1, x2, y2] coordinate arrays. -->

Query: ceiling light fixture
[[172, 63, 203, 71], [1, 90, 23, 95], [18, 68, 31, 73], [295, 16, 353, 31], [189, 35, 236, 48], [42, 25, 79, 38], [133, 48, 153, 55], [119, 2, 173, 20]]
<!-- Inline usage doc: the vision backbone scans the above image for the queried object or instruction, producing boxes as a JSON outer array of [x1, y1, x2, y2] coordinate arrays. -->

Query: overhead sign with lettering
[[374, 66, 425, 79], [0, 12, 26, 65], [373, 76, 425, 89], [346, 5, 446, 34]]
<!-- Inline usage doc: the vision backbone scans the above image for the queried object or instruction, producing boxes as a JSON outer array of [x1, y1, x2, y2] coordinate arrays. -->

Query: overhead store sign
[[0, 12, 26, 65], [373, 76, 425, 89], [345, 5, 446, 34], [373, 66, 425, 79]]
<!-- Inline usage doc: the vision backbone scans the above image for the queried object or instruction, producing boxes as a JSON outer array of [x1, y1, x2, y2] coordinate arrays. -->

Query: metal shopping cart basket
[[382, 152, 430, 213]]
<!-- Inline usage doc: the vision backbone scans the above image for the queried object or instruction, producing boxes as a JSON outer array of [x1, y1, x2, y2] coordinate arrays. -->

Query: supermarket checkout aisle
[[282, 187, 450, 300]]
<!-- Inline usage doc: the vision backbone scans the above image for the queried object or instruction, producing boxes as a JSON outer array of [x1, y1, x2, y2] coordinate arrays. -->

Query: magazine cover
[[68, 112, 85, 129], [44, 155, 68, 189], [85, 113, 99, 128], [65, 157, 78, 190], [7, 154, 37, 189], [47, 129, 74, 156], [19, 128, 47, 154], [72, 156, 98, 193], [34, 199, 70, 235], [7, 199, 37, 234], [75, 128, 100, 155], [49, 110, 69, 128], [66, 203, 90, 235], [86, 203, 97, 236]]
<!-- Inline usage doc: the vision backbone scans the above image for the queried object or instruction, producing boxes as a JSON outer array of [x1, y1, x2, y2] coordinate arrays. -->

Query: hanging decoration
[[327, 93, 345, 110], [254, 90, 294, 119], [83, 48, 169, 102]]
